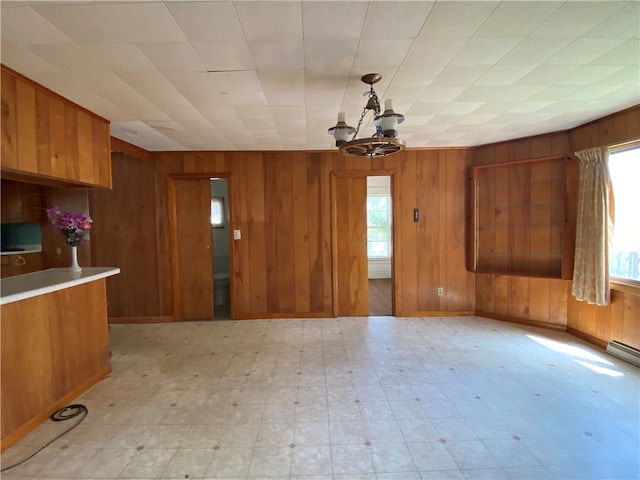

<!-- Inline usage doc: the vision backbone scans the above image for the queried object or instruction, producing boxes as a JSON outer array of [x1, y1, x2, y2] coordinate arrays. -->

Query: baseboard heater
[[606, 341, 640, 368]]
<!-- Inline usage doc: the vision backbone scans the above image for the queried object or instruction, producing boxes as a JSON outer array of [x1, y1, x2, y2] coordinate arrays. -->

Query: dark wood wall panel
[[95, 147, 474, 321], [474, 106, 640, 349], [90, 152, 161, 318]]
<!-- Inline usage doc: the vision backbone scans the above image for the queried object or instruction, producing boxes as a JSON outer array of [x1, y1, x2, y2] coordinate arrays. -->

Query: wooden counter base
[[1, 279, 112, 451]]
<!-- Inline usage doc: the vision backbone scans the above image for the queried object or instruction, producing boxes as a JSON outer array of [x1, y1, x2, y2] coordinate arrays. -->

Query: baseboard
[[399, 310, 476, 317], [0, 365, 111, 452], [476, 311, 567, 332], [567, 327, 608, 349], [233, 312, 330, 320], [108, 316, 176, 324]]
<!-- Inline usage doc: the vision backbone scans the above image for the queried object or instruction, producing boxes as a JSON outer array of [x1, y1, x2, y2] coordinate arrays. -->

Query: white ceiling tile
[[1, 0, 637, 151], [419, 86, 466, 103], [302, 2, 367, 40], [192, 42, 255, 72], [258, 69, 304, 93], [28, 44, 109, 72], [165, 1, 245, 42], [431, 65, 491, 87], [404, 37, 469, 66], [515, 64, 579, 86], [209, 70, 262, 94], [82, 44, 157, 72], [440, 102, 483, 115], [221, 91, 268, 107], [418, 1, 499, 38], [596, 65, 640, 86], [304, 41, 357, 70], [586, 2, 640, 39], [392, 66, 443, 87], [590, 39, 640, 66], [1, 40, 60, 74], [354, 40, 414, 68], [497, 36, 575, 65], [382, 87, 427, 105], [117, 71, 193, 110], [249, 42, 303, 69], [558, 65, 626, 86], [531, 1, 628, 37], [454, 86, 504, 102], [474, 2, 561, 37], [474, 65, 536, 86], [138, 43, 206, 72], [507, 101, 555, 114], [497, 85, 546, 102], [547, 38, 626, 65], [362, 2, 434, 40], [1, 6, 72, 45], [33, 2, 187, 44], [235, 2, 302, 42], [451, 37, 523, 65]]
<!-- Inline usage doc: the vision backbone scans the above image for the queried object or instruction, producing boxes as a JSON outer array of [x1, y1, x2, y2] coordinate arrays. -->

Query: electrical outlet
[[56, 247, 62, 255], [233, 229, 241, 240], [437, 287, 444, 296]]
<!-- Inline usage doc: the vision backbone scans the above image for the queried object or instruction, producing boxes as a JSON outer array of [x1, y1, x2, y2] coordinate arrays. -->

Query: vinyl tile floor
[[2, 316, 639, 480]]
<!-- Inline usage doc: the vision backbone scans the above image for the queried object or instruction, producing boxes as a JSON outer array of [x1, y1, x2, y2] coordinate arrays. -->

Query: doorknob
[[206, 245, 211, 250]]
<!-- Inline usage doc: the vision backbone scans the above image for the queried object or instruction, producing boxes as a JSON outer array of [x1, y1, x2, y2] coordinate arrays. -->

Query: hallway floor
[[2, 316, 639, 479]]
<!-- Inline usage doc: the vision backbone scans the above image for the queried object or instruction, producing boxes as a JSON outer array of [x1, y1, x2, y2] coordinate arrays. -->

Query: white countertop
[[0, 267, 120, 305]]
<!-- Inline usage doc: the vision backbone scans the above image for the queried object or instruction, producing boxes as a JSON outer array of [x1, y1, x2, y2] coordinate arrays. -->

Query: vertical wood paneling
[[397, 152, 418, 314], [1, 65, 111, 188], [292, 155, 311, 312], [1, 68, 18, 170], [15, 79, 37, 173], [35, 90, 52, 177], [64, 103, 80, 182], [416, 151, 439, 311], [77, 109, 94, 184]]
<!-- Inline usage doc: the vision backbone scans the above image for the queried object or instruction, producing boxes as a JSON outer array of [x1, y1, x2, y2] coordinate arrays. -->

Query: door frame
[[330, 169, 397, 317], [168, 172, 234, 320]]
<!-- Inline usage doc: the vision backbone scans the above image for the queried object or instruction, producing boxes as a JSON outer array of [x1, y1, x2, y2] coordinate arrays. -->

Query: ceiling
[[1, 1, 638, 152]]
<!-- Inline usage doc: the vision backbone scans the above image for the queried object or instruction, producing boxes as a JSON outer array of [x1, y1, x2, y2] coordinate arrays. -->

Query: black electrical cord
[[1, 404, 88, 472]]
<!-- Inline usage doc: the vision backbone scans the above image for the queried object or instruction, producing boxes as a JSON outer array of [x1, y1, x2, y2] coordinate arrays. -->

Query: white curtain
[[571, 147, 614, 306]]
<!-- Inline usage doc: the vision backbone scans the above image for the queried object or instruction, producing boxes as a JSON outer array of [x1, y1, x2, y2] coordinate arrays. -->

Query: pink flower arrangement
[[46, 206, 93, 247]]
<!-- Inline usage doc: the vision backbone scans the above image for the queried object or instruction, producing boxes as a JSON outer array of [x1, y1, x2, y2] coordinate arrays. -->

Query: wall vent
[[606, 341, 640, 368]]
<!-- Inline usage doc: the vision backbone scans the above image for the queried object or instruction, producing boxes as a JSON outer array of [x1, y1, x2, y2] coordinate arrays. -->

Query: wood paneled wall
[[1, 65, 111, 188], [568, 106, 640, 349], [474, 106, 640, 349], [473, 131, 572, 328], [92, 148, 474, 320]]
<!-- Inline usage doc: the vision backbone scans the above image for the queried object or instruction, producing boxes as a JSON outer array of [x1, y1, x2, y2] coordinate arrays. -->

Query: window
[[367, 194, 391, 258], [210, 197, 226, 227], [609, 145, 640, 283]]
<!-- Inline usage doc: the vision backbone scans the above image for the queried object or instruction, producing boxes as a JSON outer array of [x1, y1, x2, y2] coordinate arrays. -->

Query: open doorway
[[366, 176, 392, 316], [210, 178, 231, 320]]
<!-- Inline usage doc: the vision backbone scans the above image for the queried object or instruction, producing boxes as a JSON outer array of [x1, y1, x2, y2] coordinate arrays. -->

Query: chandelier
[[328, 73, 405, 158]]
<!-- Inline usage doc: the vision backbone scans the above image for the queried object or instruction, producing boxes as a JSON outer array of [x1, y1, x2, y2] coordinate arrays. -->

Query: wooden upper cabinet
[[467, 155, 574, 279], [0, 65, 112, 188]]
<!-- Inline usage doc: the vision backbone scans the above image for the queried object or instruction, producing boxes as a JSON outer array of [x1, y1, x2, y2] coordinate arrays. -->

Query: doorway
[[210, 178, 231, 319], [366, 176, 393, 316], [169, 173, 233, 321], [331, 171, 395, 317]]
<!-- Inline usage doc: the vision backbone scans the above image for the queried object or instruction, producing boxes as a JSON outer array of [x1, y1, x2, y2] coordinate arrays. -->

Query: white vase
[[69, 245, 82, 273]]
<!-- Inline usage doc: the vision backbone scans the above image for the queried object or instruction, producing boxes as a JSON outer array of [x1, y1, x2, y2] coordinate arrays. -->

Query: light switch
[[234, 229, 241, 240]]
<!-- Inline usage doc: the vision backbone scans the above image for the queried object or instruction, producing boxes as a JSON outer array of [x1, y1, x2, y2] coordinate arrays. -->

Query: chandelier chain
[[353, 87, 381, 140]]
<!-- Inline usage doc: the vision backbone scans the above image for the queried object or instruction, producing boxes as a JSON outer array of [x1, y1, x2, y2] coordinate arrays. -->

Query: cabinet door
[[9, 253, 42, 276], [1, 180, 24, 223]]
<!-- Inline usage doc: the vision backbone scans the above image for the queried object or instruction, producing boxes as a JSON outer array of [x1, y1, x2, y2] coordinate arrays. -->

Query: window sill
[[611, 279, 640, 295]]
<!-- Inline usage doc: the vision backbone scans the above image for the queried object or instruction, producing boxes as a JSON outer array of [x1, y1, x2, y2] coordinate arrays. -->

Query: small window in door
[[210, 197, 226, 228]]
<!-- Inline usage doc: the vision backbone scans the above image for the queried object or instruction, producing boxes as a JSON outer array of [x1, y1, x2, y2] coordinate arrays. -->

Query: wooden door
[[333, 175, 368, 316], [173, 178, 214, 320]]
